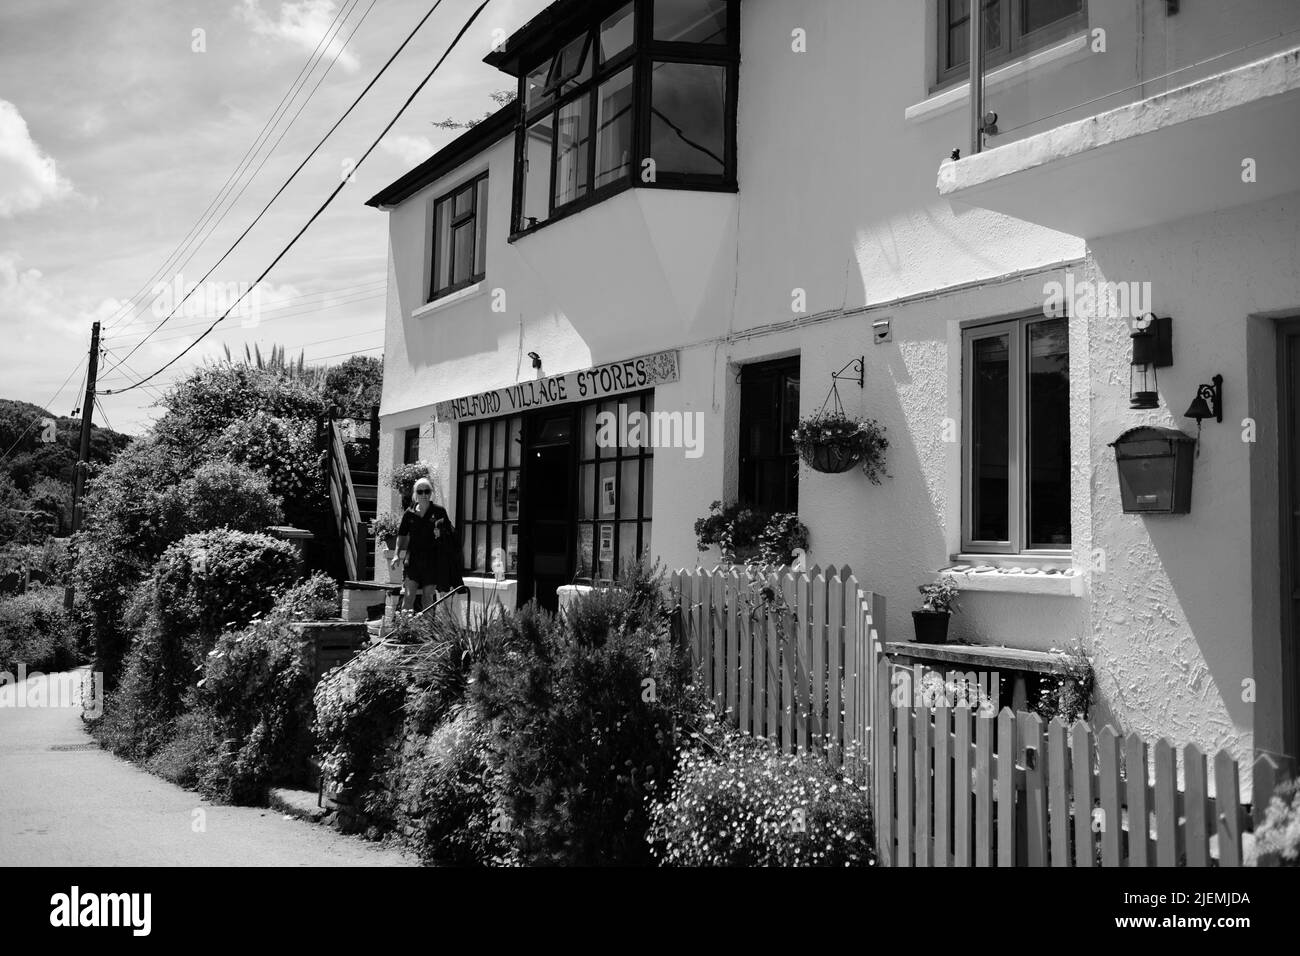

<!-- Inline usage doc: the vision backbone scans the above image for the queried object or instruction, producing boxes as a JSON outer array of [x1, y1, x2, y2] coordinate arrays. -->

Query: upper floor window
[[962, 313, 1071, 554], [512, 0, 739, 236], [430, 172, 488, 301], [936, 0, 1086, 90]]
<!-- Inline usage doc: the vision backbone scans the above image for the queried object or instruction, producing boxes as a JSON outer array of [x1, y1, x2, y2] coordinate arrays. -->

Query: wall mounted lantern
[[1130, 314, 1173, 409]]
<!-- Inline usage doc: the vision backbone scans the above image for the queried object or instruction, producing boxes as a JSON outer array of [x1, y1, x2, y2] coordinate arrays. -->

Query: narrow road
[[0, 668, 414, 866]]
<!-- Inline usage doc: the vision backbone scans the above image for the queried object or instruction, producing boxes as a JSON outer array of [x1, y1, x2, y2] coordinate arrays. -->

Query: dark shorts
[[404, 558, 452, 590]]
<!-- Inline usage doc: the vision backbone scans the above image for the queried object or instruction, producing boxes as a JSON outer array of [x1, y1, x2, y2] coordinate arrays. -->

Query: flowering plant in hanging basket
[[792, 411, 889, 482]]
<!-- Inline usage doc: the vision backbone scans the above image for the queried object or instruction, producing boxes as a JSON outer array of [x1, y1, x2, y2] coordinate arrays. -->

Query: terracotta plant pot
[[806, 441, 863, 474], [912, 610, 951, 644]]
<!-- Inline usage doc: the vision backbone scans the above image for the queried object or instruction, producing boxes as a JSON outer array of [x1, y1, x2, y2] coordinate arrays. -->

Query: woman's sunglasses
[[416, 490, 432, 497]]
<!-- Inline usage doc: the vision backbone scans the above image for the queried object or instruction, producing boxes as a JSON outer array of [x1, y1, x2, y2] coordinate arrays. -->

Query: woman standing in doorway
[[390, 477, 465, 612]]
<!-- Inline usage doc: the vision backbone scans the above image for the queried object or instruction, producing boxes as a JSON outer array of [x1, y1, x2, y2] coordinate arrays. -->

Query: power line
[[0, 360, 86, 464], [102, 0, 364, 335], [102, 0, 491, 396], [108, 0, 378, 340], [100, 0, 430, 378], [103, 285, 385, 349]]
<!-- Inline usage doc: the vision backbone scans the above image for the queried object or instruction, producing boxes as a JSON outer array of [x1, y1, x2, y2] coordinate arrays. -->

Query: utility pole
[[64, 320, 100, 610]]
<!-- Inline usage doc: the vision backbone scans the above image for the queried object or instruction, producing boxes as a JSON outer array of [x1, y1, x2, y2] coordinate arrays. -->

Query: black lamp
[[1130, 314, 1173, 409], [1184, 374, 1223, 424]]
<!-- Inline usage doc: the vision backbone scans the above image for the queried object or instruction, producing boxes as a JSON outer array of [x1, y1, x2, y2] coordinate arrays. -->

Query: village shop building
[[368, 0, 1300, 784]]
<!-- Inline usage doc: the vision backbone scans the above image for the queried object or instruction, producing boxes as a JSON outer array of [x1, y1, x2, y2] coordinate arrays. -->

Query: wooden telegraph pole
[[64, 320, 100, 610]]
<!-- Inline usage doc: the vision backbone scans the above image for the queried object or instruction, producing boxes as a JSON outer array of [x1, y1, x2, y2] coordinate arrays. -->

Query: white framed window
[[961, 312, 1071, 554]]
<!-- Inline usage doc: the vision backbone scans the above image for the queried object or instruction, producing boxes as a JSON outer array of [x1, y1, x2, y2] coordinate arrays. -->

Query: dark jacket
[[398, 503, 465, 590]]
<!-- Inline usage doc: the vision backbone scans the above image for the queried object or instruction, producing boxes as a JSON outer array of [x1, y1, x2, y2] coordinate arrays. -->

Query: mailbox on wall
[[1110, 426, 1195, 514]]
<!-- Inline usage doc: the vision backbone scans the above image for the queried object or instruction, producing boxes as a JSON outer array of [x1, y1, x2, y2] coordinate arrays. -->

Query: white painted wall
[[372, 0, 1300, 767]]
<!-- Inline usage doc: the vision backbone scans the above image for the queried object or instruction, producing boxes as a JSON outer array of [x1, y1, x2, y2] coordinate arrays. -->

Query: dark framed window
[[457, 415, 523, 575], [577, 392, 655, 583], [962, 314, 1071, 554], [430, 171, 489, 300], [739, 358, 800, 516], [512, 0, 739, 237], [936, 0, 1086, 89], [402, 427, 421, 465]]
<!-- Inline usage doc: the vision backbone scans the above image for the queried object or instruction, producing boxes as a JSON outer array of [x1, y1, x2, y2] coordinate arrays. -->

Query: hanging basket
[[801, 440, 864, 475]]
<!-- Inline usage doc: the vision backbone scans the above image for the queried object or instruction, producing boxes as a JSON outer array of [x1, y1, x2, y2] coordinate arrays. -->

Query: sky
[[0, 0, 550, 436]]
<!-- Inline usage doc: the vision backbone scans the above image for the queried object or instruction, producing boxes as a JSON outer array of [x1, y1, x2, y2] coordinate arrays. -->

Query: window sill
[[938, 563, 1083, 597], [905, 32, 1092, 124], [411, 282, 486, 318]]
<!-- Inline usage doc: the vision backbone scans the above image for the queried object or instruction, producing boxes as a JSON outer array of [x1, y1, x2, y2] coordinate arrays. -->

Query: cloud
[[0, 100, 73, 217], [235, 0, 361, 73], [379, 135, 436, 167]]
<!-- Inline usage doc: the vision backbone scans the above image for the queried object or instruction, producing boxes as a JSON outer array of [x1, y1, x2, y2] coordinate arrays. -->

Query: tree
[[431, 90, 516, 131]]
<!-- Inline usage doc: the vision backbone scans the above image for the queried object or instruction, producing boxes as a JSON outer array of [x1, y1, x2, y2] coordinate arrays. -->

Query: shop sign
[[434, 351, 679, 423]]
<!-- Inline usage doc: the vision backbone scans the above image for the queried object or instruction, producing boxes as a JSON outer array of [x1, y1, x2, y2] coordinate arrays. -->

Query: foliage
[[25, 476, 70, 531], [272, 572, 340, 621], [73, 446, 284, 684], [402, 611, 500, 733], [195, 612, 319, 803], [1252, 778, 1300, 866], [152, 530, 303, 651], [0, 586, 78, 675], [431, 90, 517, 130], [647, 730, 875, 867], [917, 577, 961, 615], [792, 410, 889, 483], [398, 709, 516, 866], [151, 363, 328, 471], [1033, 644, 1095, 724], [389, 461, 435, 503], [314, 645, 410, 790], [369, 511, 402, 542], [172, 460, 285, 534], [468, 562, 703, 865], [144, 708, 221, 791], [694, 500, 769, 556], [323, 356, 383, 420], [0, 398, 131, 492], [756, 512, 810, 566], [217, 413, 323, 528]]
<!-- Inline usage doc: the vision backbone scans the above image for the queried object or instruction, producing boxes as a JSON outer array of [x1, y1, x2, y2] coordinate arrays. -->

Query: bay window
[[509, 0, 739, 236]]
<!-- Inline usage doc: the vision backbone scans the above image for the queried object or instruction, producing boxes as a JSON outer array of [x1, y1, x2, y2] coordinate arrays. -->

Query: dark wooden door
[[520, 409, 576, 611], [1280, 330, 1300, 763]]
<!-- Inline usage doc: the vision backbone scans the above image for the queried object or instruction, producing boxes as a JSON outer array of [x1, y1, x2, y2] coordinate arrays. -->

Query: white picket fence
[[672, 565, 1288, 867]]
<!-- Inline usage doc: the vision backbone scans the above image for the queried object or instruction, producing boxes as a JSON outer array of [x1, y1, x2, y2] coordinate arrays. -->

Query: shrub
[[694, 500, 768, 556], [152, 364, 328, 470], [756, 512, 810, 566], [152, 530, 302, 649], [217, 413, 323, 528], [0, 586, 77, 675], [273, 572, 340, 621], [91, 626, 184, 761], [314, 645, 409, 793], [647, 731, 875, 867], [468, 563, 703, 865], [144, 708, 220, 790], [1250, 778, 1300, 866], [196, 614, 318, 803], [389, 461, 434, 505], [167, 460, 284, 535], [399, 709, 516, 866]]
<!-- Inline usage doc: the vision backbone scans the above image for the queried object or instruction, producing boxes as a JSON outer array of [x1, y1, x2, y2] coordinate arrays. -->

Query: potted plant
[[390, 461, 434, 508], [756, 512, 810, 567], [369, 511, 404, 583], [792, 410, 888, 481], [912, 577, 960, 644], [694, 500, 769, 565]]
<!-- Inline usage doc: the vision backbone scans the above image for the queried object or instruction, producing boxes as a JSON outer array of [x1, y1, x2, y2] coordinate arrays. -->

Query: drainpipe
[[970, 0, 985, 154]]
